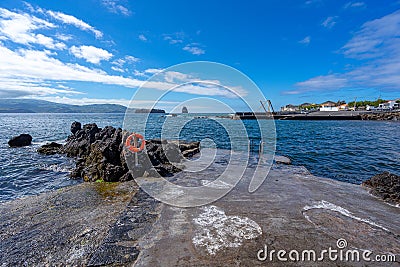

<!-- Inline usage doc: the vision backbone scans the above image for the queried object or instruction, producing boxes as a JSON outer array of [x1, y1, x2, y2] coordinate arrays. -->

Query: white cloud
[[35, 96, 131, 106], [101, 0, 131, 16], [164, 71, 193, 83], [0, 8, 65, 50], [344, 2, 366, 9], [55, 33, 72, 41], [305, 0, 323, 6], [125, 55, 139, 63], [291, 10, 400, 94], [138, 34, 147, 41], [111, 66, 124, 72], [298, 36, 311, 45], [183, 43, 205, 55], [341, 10, 400, 59], [0, 44, 141, 91], [47, 10, 103, 38], [0, 77, 82, 98], [163, 32, 185, 44], [289, 75, 348, 94], [0, 7, 243, 100], [132, 68, 163, 77], [145, 68, 163, 74], [321, 16, 338, 29], [70, 45, 113, 64], [133, 70, 148, 77], [163, 32, 206, 55], [36, 34, 66, 49], [0, 43, 245, 99], [111, 55, 139, 72], [164, 36, 183, 44]]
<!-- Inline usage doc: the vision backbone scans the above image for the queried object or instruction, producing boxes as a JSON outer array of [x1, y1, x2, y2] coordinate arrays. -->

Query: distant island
[[0, 99, 128, 113], [182, 106, 188, 113], [134, 108, 166, 114]]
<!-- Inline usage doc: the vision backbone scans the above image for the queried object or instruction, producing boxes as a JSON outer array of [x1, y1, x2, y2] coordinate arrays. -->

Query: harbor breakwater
[[234, 110, 400, 121]]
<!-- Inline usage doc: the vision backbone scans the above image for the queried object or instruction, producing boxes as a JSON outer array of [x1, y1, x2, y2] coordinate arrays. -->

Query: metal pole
[[259, 141, 264, 158], [134, 134, 139, 166]]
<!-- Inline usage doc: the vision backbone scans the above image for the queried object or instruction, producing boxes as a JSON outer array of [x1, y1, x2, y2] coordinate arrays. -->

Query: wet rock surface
[[8, 133, 32, 147], [38, 122, 200, 182], [37, 142, 63, 155], [0, 181, 138, 266], [88, 189, 161, 266], [363, 171, 400, 204]]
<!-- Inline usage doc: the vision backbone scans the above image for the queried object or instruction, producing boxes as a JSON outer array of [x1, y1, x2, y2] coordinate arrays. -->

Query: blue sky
[[0, 0, 399, 111]]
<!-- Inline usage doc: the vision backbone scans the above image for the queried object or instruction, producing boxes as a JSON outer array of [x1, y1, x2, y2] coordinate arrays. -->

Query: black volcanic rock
[[37, 142, 63, 155], [39, 122, 200, 182], [8, 134, 32, 147], [363, 172, 400, 204], [71, 121, 81, 134]]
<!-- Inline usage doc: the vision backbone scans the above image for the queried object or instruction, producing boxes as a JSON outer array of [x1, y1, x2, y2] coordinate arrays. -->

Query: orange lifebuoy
[[125, 133, 146, 153]]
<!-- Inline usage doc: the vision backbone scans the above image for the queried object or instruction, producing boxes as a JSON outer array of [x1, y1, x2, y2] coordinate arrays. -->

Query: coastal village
[[281, 99, 400, 112]]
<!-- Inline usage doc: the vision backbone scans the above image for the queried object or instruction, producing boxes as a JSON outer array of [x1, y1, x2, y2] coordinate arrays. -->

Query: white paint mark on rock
[[192, 205, 262, 255], [303, 200, 389, 232]]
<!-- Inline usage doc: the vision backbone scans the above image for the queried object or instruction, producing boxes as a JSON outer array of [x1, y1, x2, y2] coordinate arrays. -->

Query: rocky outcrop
[[8, 134, 32, 147], [70, 121, 82, 134], [361, 111, 400, 121], [274, 155, 291, 165], [39, 122, 200, 182], [363, 171, 400, 204], [37, 142, 63, 155]]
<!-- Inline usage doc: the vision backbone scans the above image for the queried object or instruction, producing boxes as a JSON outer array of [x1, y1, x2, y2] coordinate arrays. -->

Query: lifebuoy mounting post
[[125, 133, 146, 166]]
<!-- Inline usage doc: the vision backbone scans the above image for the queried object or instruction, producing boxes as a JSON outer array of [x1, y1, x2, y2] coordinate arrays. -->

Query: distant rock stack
[[182, 106, 188, 113]]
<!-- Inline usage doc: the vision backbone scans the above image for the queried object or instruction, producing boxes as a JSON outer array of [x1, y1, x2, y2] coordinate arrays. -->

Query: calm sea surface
[[0, 113, 399, 202]]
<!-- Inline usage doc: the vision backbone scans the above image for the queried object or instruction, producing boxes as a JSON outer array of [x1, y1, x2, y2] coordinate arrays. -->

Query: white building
[[281, 104, 299, 112], [319, 101, 339, 112], [366, 105, 378, 111], [378, 100, 399, 110]]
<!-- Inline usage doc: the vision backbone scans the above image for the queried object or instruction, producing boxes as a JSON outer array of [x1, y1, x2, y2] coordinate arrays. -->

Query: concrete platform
[[0, 152, 399, 266]]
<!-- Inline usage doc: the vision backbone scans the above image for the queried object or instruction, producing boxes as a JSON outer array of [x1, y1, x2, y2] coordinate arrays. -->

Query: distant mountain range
[[0, 99, 128, 113]]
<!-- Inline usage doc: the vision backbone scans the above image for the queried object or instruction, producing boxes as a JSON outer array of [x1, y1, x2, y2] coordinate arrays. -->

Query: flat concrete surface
[[133, 163, 400, 266], [1, 152, 399, 266]]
